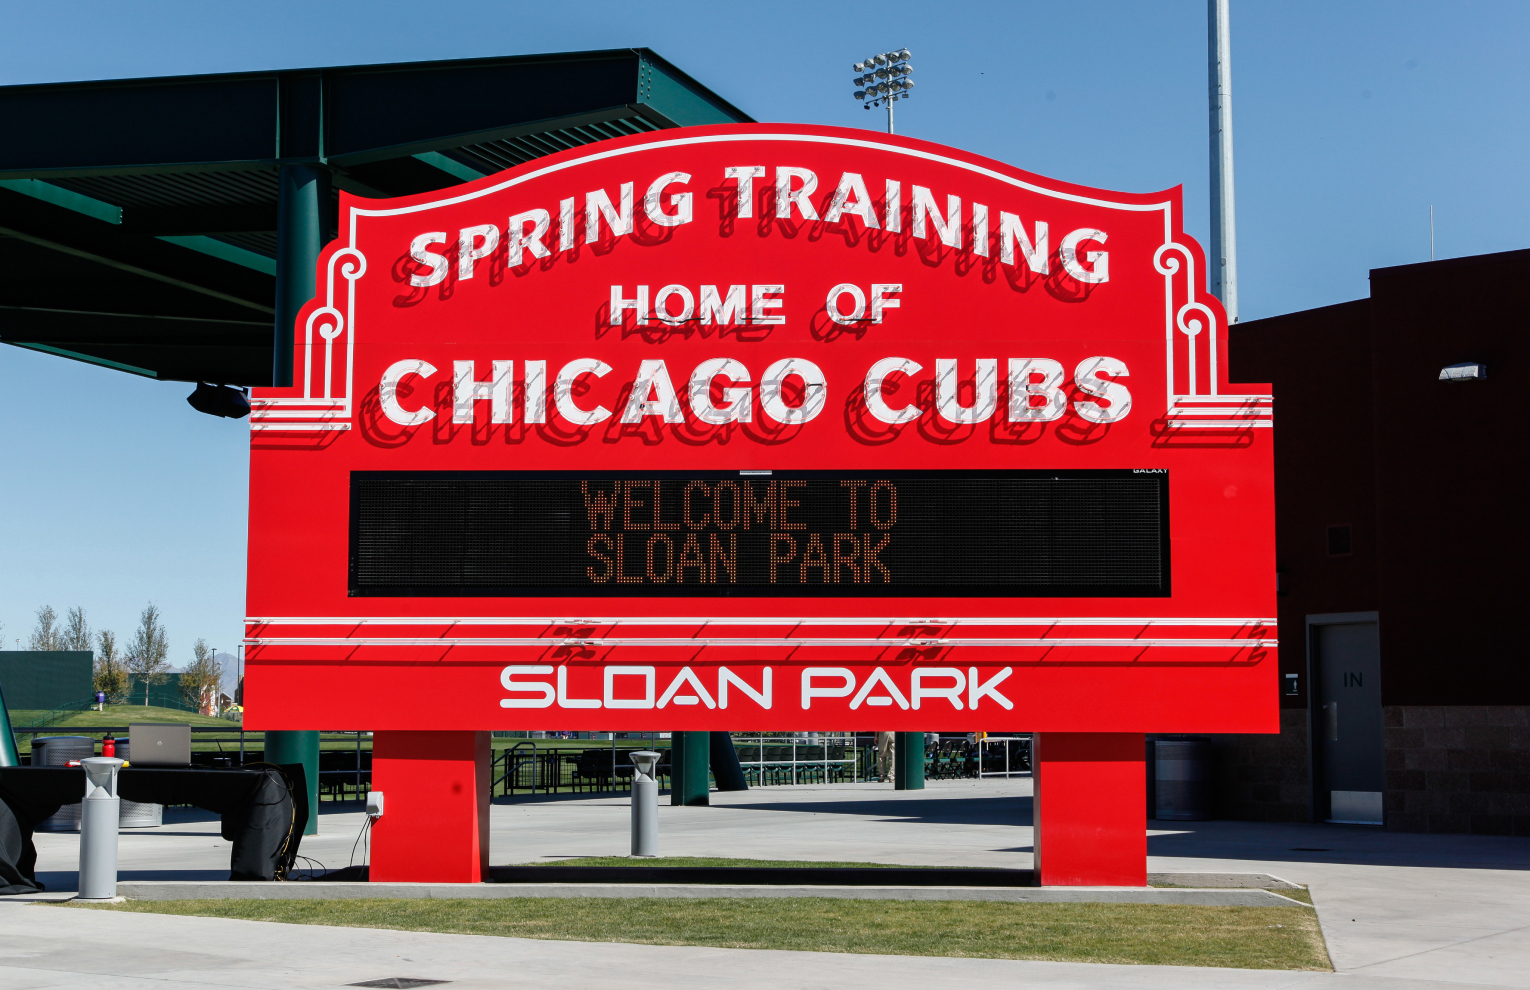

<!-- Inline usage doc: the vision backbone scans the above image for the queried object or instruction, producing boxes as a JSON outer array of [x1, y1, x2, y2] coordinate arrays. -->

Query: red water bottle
[[102, 735, 116, 758]]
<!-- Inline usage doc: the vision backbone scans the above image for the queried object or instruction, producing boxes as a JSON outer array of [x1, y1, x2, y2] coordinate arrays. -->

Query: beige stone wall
[[1384, 706, 1530, 836]]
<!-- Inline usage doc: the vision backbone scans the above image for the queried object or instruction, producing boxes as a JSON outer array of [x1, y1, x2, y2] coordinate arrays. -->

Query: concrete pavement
[[107, 879, 1303, 905], [0, 902, 1510, 990], [14, 777, 1530, 988]]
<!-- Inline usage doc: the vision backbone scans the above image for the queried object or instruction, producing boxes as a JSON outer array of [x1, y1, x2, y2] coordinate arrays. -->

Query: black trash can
[[1153, 738, 1210, 821]]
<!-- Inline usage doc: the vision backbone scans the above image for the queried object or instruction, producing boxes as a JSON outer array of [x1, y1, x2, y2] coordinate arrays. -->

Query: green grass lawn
[[13, 704, 235, 729], [70, 897, 1331, 970], [538, 856, 932, 869]]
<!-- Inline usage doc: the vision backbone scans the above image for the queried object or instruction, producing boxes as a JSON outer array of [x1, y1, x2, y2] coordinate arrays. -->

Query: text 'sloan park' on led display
[[245, 124, 1277, 734]]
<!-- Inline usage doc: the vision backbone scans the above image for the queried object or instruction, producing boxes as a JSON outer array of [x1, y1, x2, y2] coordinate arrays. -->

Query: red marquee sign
[[245, 123, 1276, 736], [245, 123, 1276, 885]]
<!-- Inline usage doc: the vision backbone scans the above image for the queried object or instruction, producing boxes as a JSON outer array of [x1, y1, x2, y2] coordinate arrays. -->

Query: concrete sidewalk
[[108, 878, 1302, 905], [18, 778, 1530, 988], [0, 902, 1509, 990]]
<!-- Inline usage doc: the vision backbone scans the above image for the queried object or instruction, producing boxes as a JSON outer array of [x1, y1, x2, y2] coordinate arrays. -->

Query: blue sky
[[0, 1, 1526, 668]]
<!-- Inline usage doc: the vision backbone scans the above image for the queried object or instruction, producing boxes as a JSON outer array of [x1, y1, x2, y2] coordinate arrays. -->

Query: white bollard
[[629, 751, 660, 858], [77, 757, 125, 901]]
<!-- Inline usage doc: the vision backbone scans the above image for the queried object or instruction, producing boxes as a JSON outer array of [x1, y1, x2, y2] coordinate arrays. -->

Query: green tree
[[125, 603, 170, 703], [28, 605, 61, 651], [180, 638, 222, 714], [61, 606, 92, 652], [93, 629, 129, 699]]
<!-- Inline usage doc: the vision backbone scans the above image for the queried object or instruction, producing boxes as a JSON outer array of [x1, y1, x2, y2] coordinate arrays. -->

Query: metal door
[[1313, 621, 1383, 824]]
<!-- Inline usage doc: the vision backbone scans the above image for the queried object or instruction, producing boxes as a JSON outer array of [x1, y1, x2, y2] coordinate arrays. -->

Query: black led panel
[[349, 470, 1169, 598]]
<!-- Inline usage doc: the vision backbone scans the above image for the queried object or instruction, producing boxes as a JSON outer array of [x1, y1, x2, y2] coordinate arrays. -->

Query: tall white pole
[[1208, 0, 1238, 322], [888, 99, 894, 135]]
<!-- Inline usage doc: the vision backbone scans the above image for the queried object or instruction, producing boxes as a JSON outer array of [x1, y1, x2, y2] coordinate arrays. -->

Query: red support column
[[1033, 732, 1146, 886], [370, 730, 491, 883]]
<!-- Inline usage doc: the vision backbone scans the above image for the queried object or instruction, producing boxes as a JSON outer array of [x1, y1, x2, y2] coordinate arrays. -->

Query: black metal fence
[[7, 726, 1029, 800]]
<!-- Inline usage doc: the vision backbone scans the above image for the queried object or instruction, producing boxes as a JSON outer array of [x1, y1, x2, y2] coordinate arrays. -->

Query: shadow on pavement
[[34, 869, 230, 889], [714, 794, 1034, 827], [1148, 818, 1530, 871]]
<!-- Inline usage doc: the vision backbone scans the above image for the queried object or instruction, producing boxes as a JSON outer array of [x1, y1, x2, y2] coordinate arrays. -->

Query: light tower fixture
[[852, 48, 913, 134]]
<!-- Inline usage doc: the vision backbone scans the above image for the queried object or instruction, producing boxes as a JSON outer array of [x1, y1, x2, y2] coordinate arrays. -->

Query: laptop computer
[[128, 723, 192, 767]]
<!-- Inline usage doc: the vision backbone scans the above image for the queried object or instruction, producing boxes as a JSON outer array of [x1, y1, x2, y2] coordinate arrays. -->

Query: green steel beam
[[895, 732, 925, 790], [157, 236, 276, 276], [273, 163, 328, 388], [411, 151, 487, 183], [0, 679, 20, 767], [636, 51, 748, 126], [1, 341, 158, 378], [265, 729, 319, 836], [670, 731, 711, 806]]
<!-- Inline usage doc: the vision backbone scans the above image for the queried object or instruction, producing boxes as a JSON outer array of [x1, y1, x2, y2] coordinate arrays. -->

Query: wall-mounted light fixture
[[1439, 362, 1486, 382], [187, 382, 251, 418]]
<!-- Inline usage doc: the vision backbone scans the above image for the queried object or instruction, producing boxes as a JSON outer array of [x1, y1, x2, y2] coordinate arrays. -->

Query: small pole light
[[852, 48, 913, 135], [629, 750, 660, 857], [76, 757, 126, 901]]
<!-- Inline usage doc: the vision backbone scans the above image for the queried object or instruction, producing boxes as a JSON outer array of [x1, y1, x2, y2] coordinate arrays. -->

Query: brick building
[[1212, 248, 1529, 835]]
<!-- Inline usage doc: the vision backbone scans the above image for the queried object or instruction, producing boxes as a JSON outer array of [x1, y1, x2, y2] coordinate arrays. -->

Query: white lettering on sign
[[687, 358, 752, 424], [500, 665, 555, 708], [911, 186, 961, 248], [379, 356, 1131, 428], [969, 668, 1015, 710], [644, 172, 693, 226], [457, 224, 498, 280], [1073, 356, 1132, 423], [506, 209, 551, 266], [751, 285, 785, 325], [622, 360, 683, 424], [935, 358, 999, 425], [775, 167, 820, 220], [823, 172, 879, 227], [724, 166, 765, 218], [453, 360, 513, 425], [1008, 359, 1068, 422], [408, 233, 449, 287], [611, 286, 782, 326], [499, 664, 1011, 712], [379, 359, 437, 425], [586, 182, 634, 242], [403, 169, 1110, 290], [759, 358, 827, 425], [700, 285, 746, 325], [864, 357, 923, 425], [826, 283, 901, 325], [503, 665, 773, 710], [912, 669, 966, 710], [1060, 228, 1109, 283], [554, 359, 613, 426]]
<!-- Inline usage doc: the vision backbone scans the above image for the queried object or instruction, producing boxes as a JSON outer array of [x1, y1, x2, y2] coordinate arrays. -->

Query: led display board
[[244, 124, 1277, 733], [348, 469, 1170, 598]]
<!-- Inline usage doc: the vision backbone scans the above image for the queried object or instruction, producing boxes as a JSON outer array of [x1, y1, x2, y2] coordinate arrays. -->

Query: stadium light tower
[[852, 49, 914, 134]]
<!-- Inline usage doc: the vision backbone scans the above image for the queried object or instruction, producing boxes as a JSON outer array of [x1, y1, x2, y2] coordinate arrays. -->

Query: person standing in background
[[876, 731, 895, 783]]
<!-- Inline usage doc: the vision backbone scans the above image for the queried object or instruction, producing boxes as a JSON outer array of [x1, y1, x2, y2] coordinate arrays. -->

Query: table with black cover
[[0, 765, 304, 895]]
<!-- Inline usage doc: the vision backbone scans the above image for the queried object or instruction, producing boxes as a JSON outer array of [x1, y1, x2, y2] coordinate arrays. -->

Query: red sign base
[[370, 731, 492, 883], [1033, 733, 1147, 886], [365, 728, 1150, 886]]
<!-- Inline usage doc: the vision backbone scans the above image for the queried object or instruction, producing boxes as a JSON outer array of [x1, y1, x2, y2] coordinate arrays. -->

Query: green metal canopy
[[0, 49, 751, 387]]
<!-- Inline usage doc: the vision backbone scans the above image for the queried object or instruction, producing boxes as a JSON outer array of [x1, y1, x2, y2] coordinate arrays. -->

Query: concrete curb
[[114, 881, 1303, 906]]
